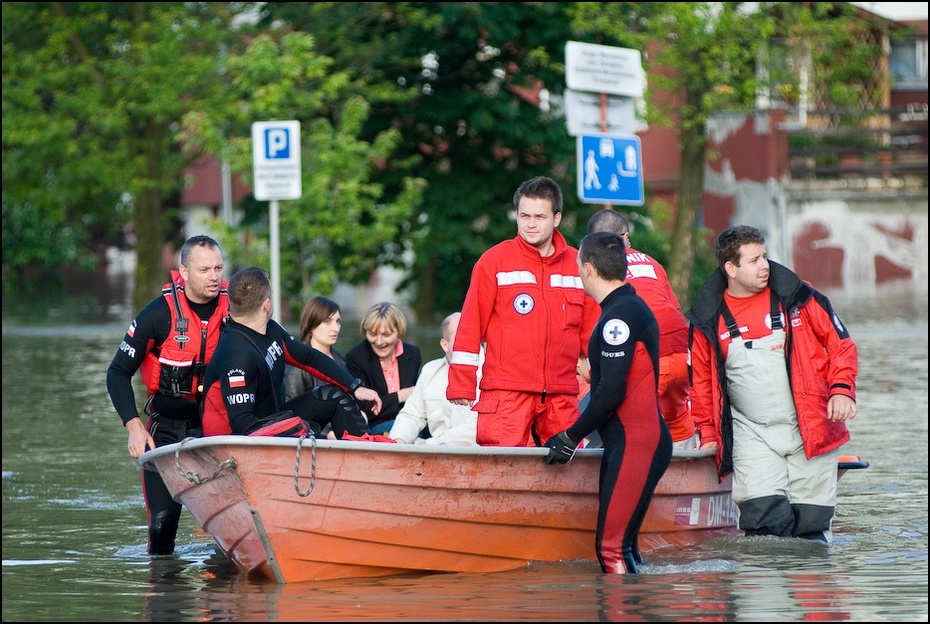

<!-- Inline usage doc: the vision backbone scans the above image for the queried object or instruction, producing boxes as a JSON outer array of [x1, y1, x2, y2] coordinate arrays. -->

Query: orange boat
[[138, 436, 867, 583]]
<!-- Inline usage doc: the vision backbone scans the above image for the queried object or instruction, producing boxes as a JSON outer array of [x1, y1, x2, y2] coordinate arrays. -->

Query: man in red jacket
[[687, 225, 858, 543], [587, 209, 696, 448], [448, 176, 599, 446]]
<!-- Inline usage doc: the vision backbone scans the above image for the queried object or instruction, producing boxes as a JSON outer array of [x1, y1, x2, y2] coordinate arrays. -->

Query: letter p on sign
[[265, 128, 290, 159]]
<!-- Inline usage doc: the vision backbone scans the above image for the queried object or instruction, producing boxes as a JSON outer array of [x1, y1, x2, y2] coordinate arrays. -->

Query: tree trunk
[[411, 255, 438, 324], [133, 186, 168, 311], [132, 119, 170, 311], [667, 120, 708, 308]]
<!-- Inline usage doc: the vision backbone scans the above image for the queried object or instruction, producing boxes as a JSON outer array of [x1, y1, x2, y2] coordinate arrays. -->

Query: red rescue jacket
[[686, 263, 857, 481], [140, 270, 229, 402], [448, 230, 599, 401]]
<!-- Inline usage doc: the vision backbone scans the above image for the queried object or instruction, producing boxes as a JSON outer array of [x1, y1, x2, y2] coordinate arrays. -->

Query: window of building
[[889, 39, 929, 89]]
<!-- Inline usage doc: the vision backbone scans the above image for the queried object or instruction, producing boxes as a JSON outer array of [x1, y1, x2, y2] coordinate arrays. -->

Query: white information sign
[[251, 120, 302, 201], [564, 88, 645, 136], [565, 41, 644, 98]]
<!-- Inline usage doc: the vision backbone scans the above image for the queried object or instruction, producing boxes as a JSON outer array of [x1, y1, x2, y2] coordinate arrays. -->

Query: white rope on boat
[[294, 434, 317, 497]]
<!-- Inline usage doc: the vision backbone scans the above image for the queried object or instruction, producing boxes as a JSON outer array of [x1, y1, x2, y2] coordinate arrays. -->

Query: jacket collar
[[687, 261, 813, 326], [514, 228, 568, 262]]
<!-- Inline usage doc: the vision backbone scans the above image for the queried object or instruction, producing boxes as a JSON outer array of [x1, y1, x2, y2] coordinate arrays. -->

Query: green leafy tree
[[184, 30, 426, 317], [258, 2, 717, 316], [569, 2, 883, 303], [2, 2, 258, 309], [4, 1, 883, 317], [569, 2, 775, 302], [262, 2, 594, 321], [3, 3, 423, 317]]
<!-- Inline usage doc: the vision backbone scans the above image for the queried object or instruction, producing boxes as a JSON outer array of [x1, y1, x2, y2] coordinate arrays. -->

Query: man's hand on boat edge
[[544, 431, 578, 464]]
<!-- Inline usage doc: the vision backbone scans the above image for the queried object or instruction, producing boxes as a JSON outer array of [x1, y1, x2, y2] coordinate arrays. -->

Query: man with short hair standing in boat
[[447, 176, 600, 447], [543, 231, 672, 574], [687, 225, 858, 543], [106, 235, 228, 556]]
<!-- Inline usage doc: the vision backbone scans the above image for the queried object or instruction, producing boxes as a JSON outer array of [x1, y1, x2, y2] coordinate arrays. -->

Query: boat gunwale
[[138, 435, 717, 469]]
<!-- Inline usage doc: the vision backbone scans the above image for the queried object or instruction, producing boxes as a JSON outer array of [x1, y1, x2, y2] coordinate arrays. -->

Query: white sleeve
[[388, 365, 430, 443]]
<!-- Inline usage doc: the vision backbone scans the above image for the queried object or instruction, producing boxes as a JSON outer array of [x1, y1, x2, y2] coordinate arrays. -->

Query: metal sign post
[[251, 121, 302, 321], [563, 89, 641, 137]]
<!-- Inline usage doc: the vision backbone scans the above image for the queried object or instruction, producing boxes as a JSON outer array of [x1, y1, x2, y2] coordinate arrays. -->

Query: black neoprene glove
[[544, 431, 577, 465]]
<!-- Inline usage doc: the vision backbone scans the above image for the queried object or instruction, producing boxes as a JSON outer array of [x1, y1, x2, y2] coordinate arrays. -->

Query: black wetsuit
[[106, 294, 220, 556], [201, 319, 369, 438], [566, 283, 672, 573]]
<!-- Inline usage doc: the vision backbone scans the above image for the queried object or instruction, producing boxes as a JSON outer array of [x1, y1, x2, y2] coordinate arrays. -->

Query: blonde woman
[[345, 302, 422, 435]]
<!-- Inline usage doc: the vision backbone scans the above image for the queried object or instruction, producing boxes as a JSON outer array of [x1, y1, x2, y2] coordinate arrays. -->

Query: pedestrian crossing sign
[[576, 133, 644, 206]]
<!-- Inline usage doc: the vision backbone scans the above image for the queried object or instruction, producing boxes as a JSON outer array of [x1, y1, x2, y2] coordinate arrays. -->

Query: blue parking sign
[[262, 127, 292, 159], [576, 133, 643, 205], [252, 120, 301, 201]]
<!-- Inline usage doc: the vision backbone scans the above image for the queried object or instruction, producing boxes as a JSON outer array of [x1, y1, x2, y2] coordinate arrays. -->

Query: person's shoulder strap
[[168, 281, 190, 335], [769, 287, 783, 330], [719, 300, 742, 339]]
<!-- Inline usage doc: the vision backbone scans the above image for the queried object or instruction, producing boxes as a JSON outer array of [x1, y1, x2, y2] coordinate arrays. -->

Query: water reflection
[[144, 550, 240, 623], [61, 523, 918, 623], [132, 547, 890, 622]]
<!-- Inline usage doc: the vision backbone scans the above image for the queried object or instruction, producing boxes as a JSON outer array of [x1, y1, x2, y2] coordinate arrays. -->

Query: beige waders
[[725, 325, 838, 543]]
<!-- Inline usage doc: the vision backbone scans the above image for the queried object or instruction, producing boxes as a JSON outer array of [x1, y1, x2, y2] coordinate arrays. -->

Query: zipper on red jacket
[[197, 322, 208, 396]]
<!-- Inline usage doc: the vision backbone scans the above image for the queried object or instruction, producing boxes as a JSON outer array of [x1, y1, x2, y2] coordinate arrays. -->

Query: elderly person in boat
[[345, 302, 422, 436], [388, 312, 481, 445]]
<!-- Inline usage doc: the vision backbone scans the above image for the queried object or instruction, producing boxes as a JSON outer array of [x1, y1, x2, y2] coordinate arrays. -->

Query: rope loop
[[294, 434, 317, 497], [174, 437, 236, 485]]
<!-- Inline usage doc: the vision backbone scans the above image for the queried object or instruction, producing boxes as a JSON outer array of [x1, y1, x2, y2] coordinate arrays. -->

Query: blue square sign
[[262, 127, 292, 159], [576, 133, 643, 205], [252, 120, 302, 201]]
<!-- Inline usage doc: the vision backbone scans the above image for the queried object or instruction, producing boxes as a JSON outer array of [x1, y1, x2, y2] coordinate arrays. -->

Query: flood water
[[2, 280, 927, 621]]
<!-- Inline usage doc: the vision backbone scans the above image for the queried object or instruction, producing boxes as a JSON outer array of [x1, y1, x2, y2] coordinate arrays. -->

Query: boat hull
[[141, 437, 741, 583]]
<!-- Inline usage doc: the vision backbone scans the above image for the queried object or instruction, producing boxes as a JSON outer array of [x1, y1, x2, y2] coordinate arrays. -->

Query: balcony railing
[[787, 105, 928, 180]]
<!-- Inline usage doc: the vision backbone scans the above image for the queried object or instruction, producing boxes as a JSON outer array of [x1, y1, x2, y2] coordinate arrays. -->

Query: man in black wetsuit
[[543, 231, 672, 573], [106, 235, 228, 555], [201, 266, 382, 437]]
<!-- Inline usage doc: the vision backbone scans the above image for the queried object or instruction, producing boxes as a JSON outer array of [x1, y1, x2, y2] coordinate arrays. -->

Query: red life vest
[[140, 270, 229, 402]]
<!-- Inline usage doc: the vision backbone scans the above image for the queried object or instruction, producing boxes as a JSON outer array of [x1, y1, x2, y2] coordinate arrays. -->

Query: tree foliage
[[568, 2, 877, 303], [183, 30, 427, 316], [261, 2, 598, 321], [3, 2, 888, 317], [261, 2, 755, 313], [568, 3, 775, 302], [2, 2, 423, 314], [2, 2, 261, 308]]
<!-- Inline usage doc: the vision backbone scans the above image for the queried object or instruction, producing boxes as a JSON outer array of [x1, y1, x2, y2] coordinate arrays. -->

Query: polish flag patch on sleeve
[[227, 370, 246, 388]]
